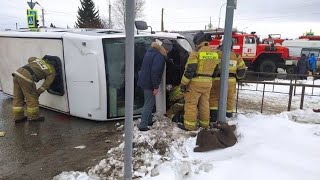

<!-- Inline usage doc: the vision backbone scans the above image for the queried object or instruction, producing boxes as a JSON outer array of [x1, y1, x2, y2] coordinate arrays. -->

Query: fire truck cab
[[210, 32, 289, 73]]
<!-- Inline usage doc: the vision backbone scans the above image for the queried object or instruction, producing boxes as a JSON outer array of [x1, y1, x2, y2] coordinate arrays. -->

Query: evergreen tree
[[75, 0, 104, 28]]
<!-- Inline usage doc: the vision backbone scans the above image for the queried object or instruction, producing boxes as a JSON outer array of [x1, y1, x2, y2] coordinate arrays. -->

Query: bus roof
[[0, 28, 185, 39]]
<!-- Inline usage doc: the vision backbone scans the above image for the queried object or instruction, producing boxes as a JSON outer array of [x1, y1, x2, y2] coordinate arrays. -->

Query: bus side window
[[47, 56, 65, 96]]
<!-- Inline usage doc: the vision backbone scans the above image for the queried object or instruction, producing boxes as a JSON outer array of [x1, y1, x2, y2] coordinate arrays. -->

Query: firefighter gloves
[[179, 84, 187, 93]]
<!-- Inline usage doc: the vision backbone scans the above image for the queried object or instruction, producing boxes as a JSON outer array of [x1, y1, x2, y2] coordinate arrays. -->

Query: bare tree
[[112, 0, 145, 29], [101, 18, 112, 29]]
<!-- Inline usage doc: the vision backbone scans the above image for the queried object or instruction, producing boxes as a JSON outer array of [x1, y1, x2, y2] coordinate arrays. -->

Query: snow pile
[[87, 114, 191, 179], [52, 171, 99, 180], [54, 110, 320, 180], [285, 109, 320, 124]]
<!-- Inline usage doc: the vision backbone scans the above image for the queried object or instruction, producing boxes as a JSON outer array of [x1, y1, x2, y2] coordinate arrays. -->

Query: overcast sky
[[1, 0, 320, 38]]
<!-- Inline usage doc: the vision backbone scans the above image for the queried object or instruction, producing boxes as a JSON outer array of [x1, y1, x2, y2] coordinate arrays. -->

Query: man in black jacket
[[296, 54, 310, 80], [137, 39, 173, 131]]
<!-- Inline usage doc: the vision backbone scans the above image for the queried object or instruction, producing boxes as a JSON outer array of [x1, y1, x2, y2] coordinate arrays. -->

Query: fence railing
[[235, 71, 320, 114]]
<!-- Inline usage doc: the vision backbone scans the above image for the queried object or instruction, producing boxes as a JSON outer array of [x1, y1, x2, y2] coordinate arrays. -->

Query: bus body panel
[[63, 34, 108, 120], [0, 37, 69, 112]]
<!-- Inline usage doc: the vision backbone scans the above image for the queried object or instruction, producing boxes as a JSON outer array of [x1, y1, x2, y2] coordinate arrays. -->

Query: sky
[[1, 0, 320, 39]]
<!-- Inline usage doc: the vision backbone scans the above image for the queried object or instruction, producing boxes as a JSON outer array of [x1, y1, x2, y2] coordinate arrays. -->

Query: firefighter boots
[[28, 116, 45, 122]]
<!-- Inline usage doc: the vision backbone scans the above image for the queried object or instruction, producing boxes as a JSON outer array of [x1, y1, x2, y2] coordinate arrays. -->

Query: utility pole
[[41, 8, 45, 27], [108, 0, 112, 28], [218, 0, 237, 123], [124, 0, 135, 179], [161, 8, 164, 32], [208, 16, 213, 30]]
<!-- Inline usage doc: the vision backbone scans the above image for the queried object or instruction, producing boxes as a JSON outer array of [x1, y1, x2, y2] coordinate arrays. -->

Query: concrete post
[[124, 0, 135, 179], [218, 0, 237, 122]]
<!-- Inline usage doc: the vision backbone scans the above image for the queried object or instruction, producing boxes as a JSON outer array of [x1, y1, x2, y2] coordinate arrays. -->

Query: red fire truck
[[209, 32, 289, 73], [262, 34, 286, 45]]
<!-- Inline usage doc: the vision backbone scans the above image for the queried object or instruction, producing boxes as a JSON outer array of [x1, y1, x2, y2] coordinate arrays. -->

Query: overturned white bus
[[0, 28, 192, 121]]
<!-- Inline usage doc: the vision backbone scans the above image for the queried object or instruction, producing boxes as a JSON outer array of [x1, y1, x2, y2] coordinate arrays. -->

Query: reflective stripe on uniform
[[184, 119, 197, 130], [213, 77, 237, 82], [12, 107, 24, 112], [181, 76, 190, 85], [14, 71, 33, 83], [42, 59, 53, 73], [40, 86, 46, 91], [27, 107, 39, 113], [210, 107, 218, 110], [186, 59, 198, 64], [191, 76, 212, 83], [199, 120, 209, 128], [237, 61, 245, 68], [227, 110, 233, 113]]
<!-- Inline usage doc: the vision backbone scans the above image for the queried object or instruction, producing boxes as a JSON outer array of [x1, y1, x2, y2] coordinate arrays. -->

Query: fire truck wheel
[[286, 65, 296, 74], [259, 60, 276, 73]]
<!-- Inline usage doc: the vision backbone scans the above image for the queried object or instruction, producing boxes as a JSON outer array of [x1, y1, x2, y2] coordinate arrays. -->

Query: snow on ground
[[54, 110, 320, 180], [53, 78, 320, 180]]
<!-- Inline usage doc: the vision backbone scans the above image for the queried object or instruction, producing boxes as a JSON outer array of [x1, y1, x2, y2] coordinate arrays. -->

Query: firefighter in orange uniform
[[178, 31, 220, 131], [209, 44, 246, 121], [12, 56, 56, 122]]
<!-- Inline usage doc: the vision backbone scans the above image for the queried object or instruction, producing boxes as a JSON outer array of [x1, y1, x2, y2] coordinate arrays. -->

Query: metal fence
[[235, 71, 320, 114]]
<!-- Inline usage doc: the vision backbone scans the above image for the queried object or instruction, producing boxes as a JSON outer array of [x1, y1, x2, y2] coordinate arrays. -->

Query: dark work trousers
[[138, 89, 155, 129]]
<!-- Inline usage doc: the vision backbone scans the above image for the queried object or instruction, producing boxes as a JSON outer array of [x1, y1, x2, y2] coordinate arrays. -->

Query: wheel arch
[[253, 53, 284, 72]]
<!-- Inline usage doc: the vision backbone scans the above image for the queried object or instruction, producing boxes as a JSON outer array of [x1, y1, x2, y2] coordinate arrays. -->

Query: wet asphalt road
[[0, 92, 123, 180]]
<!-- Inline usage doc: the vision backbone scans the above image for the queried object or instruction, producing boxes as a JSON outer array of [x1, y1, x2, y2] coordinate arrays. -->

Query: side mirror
[[135, 21, 154, 34], [135, 21, 148, 30]]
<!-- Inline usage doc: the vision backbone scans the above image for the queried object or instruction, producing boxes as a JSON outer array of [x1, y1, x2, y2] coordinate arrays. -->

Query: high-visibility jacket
[[14, 57, 56, 93], [213, 51, 246, 80], [181, 42, 220, 85]]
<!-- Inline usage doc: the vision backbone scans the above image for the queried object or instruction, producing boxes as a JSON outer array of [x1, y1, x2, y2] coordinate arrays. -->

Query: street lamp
[[218, 3, 227, 30]]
